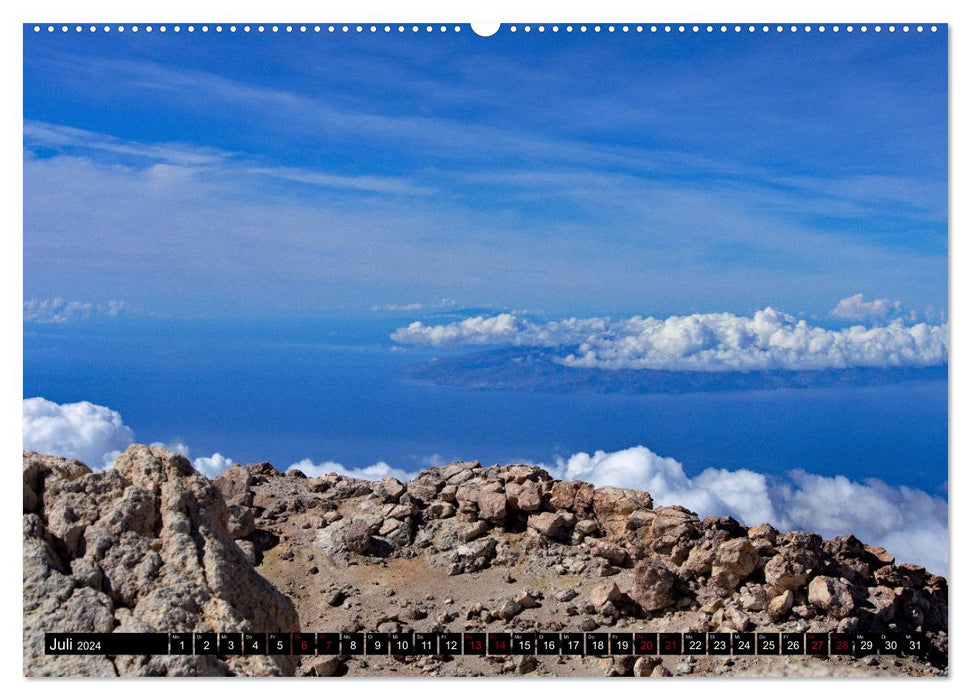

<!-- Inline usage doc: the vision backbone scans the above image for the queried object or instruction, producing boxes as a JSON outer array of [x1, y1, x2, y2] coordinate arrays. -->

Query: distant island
[[398, 347, 947, 395]]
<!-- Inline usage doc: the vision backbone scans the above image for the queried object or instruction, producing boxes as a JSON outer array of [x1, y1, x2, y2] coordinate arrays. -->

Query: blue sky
[[23, 26, 947, 319]]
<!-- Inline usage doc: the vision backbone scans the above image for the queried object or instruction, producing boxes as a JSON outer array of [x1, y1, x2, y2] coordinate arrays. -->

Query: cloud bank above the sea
[[22, 397, 948, 574], [23, 397, 136, 470], [286, 458, 415, 483], [550, 446, 947, 576], [23, 397, 235, 476], [391, 306, 948, 372]]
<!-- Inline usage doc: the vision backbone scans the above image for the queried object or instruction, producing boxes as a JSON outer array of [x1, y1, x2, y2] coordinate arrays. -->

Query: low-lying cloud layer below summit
[[391, 304, 947, 372], [22, 397, 948, 576]]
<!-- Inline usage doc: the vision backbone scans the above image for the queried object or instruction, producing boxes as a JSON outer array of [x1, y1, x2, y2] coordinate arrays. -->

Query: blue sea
[[23, 317, 948, 494]]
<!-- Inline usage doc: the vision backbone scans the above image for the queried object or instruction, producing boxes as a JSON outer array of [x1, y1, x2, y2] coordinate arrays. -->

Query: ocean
[[22, 316, 948, 496]]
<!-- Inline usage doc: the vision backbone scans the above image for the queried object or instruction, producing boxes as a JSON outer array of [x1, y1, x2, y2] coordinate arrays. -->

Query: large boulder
[[808, 575, 856, 619], [709, 538, 760, 593], [593, 487, 654, 538], [764, 546, 819, 593], [527, 512, 572, 540], [629, 557, 677, 612], [23, 446, 299, 677], [477, 490, 507, 523]]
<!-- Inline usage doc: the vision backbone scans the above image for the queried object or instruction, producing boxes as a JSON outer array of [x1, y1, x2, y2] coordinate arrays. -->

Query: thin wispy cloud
[[24, 119, 230, 166], [246, 166, 434, 196], [23, 298, 131, 323], [23, 32, 945, 318]]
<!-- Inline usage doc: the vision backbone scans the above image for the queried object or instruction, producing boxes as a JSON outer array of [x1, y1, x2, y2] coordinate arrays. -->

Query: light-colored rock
[[767, 590, 795, 621], [808, 576, 856, 619], [593, 486, 654, 538], [528, 512, 571, 540], [23, 446, 298, 677], [477, 491, 507, 523], [710, 538, 760, 592], [633, 656, 661, 677], [589, 581, 622, 608]]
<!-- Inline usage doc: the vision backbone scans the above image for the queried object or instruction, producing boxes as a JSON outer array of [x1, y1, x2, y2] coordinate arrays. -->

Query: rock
[[478, 491, 506, 523], [629, 557, 677, 612], [681, 540, 719, 578], [747, 523, 778, 544], [764, 547, 817, 593], [604, 655, 635, 676], [651, 664, 672, 677], [462, 520, 489, 542], [633, 656, 661, 676], [377, 477, 406, 502], [236, 540, 257, 566], [212, 463, 256, 505], [589, 582, 622, 609], [455, 484, 480, 506], [738, 585, 769, 612], [549, 481, 579, 510], [313, 656, 341, 677], [406, 474, 442, 503], [864, 544, 895, 566], [576, 519, 599, 536], [591, 540, 629, 566], [506, 481, 542, 512], [528, 512, 571, 540], [497, 598, 523, 620], [766, 590, 794, 621], [516, 656, 538, 674], [425, 501, 456, 519], [555, 588, 578, 602], [808, 576, 856, 619], [515, 590, 540, 609], [343, 518, 376, 554], [579, 616, 598, 631], [377, 620, 400, 633], [709, 538, 760, 592], [866, 585, 898, 621], [24, 446, 298, 677], [592, 486, 653, 538], [326, 589, 346, 607]]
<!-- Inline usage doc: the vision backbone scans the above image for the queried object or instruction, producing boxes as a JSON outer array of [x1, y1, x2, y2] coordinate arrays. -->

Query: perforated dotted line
[[505, 24, 937, 34], [30, 23, 940, 35], [30, 24, 467, 34]]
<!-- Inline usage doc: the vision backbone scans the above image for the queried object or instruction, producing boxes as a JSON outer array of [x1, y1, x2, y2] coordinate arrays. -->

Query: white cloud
[[392, 307, 948, 372], [23, 397, 135, 470], [550, 446, 947, 575], [150, 441, 191, 458], [24, 298, 131, 323], [24, 119, 230, 167], [372, 302, 425, 312], [23, 298, 92, 323], [830, 293, 903, 321], [287, 458, 416, 483], [192, 453, 237, 479], [21, 397, 946, 573], [372, 298, 458, 313]]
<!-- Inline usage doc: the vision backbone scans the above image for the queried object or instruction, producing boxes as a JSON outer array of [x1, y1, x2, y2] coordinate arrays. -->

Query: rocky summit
[[24, 446, 947, 677]]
